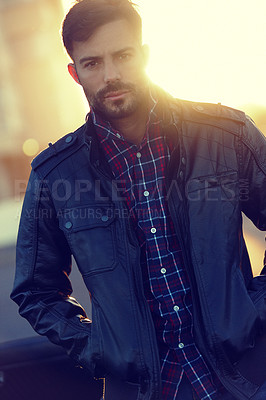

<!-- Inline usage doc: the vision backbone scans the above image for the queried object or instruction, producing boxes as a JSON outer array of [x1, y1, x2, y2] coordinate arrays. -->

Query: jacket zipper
[[123, 210, 161, 400], [165, 130, 215, 372], [87, 138, 161, 399], [165, 125, 240, 397]]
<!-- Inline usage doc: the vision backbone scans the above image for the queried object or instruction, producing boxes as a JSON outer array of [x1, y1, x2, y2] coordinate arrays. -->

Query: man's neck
[[109, 105, 149, 145]]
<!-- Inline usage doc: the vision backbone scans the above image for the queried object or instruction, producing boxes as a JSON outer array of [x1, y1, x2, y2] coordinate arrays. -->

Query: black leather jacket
[[11, 90, 266, 400]]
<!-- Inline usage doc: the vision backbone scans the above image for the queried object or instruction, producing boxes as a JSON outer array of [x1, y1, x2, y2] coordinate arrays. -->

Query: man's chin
[[89, 87, 149, 121], [96, 100, 139, 120]]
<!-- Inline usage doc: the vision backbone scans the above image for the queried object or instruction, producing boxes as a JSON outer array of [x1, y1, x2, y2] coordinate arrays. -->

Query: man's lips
[[104, 90, 130, 100]]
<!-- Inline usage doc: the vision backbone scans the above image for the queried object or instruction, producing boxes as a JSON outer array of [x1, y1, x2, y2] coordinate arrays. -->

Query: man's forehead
[[72, 19, 141, 60]]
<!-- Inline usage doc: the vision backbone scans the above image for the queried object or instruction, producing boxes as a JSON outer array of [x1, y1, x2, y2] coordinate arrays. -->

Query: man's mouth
[[104, 90, 130, 100]]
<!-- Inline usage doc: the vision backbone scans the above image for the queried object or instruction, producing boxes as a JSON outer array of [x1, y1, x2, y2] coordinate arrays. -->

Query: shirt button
[[181, 157, 186, 165], [144, 191, 149, 197], [136, 152, 141, 158], [116, 133, 121, 138], [161, 268, 166, 274], [173, 305, 180, 312], [151, 227, 157, 234], [178, 343, 185, 349]]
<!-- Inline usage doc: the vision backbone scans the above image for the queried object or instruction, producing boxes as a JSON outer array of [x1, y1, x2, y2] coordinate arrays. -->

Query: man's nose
[[103, 60, 121, 84]]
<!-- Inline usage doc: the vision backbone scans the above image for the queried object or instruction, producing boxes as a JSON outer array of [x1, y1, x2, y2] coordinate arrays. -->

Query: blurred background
[[0, 0, 265, 344]]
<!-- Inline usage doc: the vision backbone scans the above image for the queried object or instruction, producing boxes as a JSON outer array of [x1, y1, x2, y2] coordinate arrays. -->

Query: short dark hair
[[62, 0, 142, 59]]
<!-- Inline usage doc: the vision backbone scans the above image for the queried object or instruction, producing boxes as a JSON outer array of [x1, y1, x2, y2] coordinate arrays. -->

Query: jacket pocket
[[58, 203, 117, 276], [186, 170, 238, 201]]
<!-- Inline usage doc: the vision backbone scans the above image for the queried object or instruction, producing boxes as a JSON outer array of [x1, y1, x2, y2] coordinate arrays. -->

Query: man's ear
[[68, 63, 80, 84]]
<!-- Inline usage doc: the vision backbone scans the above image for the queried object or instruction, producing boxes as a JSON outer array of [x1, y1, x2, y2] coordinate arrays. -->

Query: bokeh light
[[22, 138, 40, 157]]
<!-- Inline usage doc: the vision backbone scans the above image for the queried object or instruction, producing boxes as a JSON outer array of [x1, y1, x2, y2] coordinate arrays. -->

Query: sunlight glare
[[137, 0, 266, 107]]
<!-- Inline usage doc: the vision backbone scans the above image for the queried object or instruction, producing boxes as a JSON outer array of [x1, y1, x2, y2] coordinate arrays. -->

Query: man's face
[[69, 19, 149, 121]]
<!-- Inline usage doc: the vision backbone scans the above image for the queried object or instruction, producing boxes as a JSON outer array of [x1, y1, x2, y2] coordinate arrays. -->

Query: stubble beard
[[84, 81, 148, 121]]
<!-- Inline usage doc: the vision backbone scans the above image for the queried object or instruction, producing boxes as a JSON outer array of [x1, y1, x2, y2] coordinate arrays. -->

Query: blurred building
[[0, 0, 86, 200]]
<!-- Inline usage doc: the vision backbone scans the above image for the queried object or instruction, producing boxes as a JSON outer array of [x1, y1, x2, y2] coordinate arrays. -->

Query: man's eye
[[84, 61, 99, 69], [119, 53, 131, 61]]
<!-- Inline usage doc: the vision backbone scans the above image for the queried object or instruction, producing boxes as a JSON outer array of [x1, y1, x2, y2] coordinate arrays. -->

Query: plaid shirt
[[92, 98, 221, 400]]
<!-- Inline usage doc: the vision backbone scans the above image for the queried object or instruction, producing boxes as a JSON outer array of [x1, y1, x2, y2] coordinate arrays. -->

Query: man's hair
[[62, 0, 142, 59]]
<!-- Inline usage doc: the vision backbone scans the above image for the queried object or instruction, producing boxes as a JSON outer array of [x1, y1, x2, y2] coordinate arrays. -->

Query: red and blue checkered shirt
[[92, 97, 221, 400]]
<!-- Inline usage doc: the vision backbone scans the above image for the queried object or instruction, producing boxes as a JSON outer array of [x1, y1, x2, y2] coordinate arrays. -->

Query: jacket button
[[179, 171, 184, 180], [65, 135, 73, 143], [101, 215, 109, 222], [181, 157, 186, 165], [195, 105, 204, 111], [65, 221, 73, 229]]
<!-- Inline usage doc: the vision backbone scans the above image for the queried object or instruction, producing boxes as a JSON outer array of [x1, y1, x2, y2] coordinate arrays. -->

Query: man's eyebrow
[[113, 46, 136, 55], [79, 47, 136, 65]]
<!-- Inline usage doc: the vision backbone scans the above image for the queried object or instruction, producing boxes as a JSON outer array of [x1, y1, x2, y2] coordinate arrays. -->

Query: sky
[[61, 0, 266, 109]]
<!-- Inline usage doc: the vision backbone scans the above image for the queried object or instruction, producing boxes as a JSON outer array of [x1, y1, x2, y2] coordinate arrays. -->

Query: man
[[11, 1, 266, 399]]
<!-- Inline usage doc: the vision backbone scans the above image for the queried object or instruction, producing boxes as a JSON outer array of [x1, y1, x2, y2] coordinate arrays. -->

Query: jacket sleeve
[[240, 117, 266, 277], [240, 117, 266, 232], [11, 170, 95, 375]]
